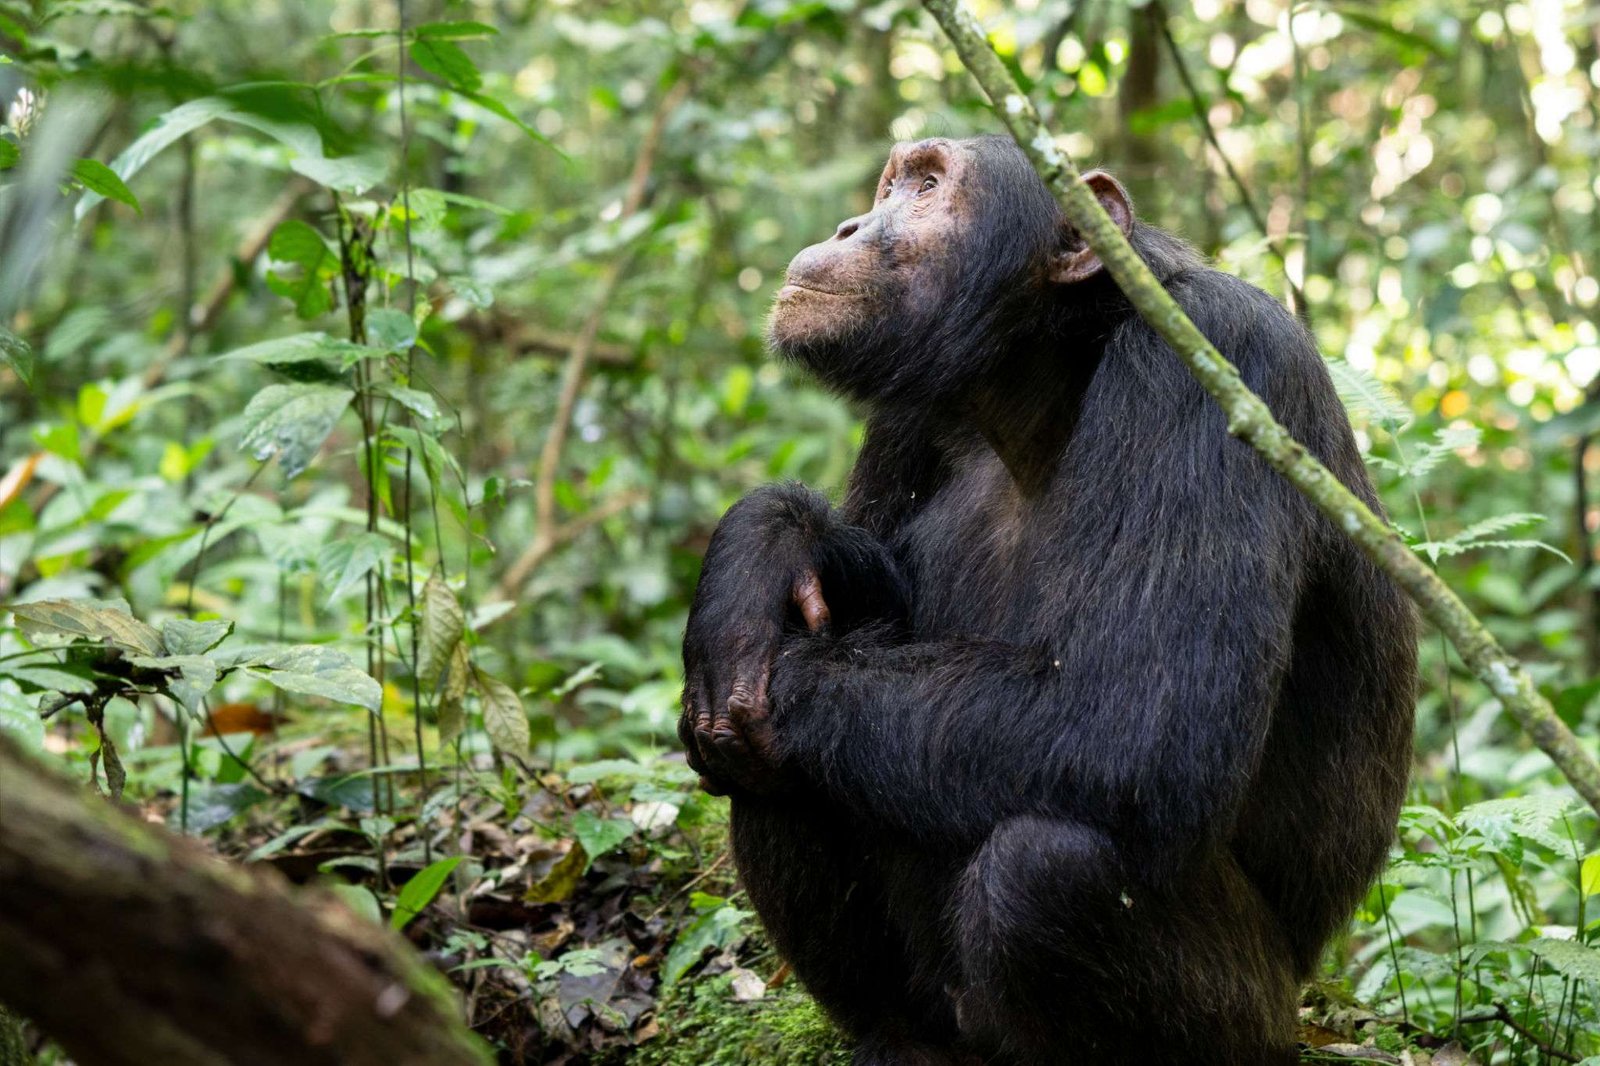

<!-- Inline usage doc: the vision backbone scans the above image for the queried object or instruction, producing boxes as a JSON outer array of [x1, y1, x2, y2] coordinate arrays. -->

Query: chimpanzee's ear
[[1048, 171, 1134, 285]]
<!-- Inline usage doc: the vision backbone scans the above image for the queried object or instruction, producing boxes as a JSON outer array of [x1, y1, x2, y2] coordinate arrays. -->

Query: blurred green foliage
[[3, 0, 1600, 1060]]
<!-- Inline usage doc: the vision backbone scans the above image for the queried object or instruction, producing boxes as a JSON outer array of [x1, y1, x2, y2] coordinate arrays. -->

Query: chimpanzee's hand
[[679, 486, 834, 796]]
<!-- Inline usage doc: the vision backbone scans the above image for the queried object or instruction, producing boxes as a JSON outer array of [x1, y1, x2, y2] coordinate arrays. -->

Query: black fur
[[681, 137, 1417, 1065]]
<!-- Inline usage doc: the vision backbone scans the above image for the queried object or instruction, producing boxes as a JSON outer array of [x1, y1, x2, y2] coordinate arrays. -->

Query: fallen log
[[0, 734, 490, 1066]]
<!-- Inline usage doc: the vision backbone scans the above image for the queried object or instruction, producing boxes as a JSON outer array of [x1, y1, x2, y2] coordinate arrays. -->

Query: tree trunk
[[0, 735, 490, 1066]]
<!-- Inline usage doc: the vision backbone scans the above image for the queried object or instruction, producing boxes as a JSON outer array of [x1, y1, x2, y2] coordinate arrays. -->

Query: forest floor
[[121, 718, 1449, 1065]]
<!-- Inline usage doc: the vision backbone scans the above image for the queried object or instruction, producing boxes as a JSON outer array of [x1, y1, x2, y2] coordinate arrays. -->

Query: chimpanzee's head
[[767, 135, 1133, 406]]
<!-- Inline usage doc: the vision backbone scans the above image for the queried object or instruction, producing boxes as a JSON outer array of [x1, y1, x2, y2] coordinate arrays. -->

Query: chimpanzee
[[679, 135, 1417, 1066]]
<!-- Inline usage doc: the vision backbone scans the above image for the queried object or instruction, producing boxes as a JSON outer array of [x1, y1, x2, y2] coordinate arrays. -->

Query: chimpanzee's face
[[765, 136, 1128, 405], [767, 138, 972, 360]]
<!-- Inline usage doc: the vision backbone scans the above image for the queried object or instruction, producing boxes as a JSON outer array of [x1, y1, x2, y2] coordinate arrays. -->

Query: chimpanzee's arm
[[767, 295, 1319, 868], [679, 482, 911, 794]]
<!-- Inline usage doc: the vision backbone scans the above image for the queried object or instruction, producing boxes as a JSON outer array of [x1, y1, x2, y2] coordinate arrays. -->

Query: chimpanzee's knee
[[953, 816, 1298, 1066]]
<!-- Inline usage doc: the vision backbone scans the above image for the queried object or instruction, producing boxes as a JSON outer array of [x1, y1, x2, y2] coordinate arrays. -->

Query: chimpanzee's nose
[[833, 215, 867, 241]]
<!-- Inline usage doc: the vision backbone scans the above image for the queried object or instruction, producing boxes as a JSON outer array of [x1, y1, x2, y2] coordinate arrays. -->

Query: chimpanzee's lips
[[778, 281, 850, 298]]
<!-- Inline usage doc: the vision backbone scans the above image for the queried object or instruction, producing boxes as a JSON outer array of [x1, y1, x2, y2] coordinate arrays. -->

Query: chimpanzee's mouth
[[778, 281, 851, 298]]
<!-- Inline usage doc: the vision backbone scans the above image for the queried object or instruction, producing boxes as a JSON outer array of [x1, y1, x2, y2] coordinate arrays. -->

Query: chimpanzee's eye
[[919, 176, 939, 193]]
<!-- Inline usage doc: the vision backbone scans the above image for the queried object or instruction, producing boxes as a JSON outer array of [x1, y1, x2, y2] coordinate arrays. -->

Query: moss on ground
[[630, 974, 850, 1066]]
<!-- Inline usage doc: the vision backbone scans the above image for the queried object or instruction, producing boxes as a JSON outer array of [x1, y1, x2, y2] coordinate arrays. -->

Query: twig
[[1457, 1003, 1579, 1063], [1151, 0, 1308, 316], [920, 0, 1600, 818], [492, 74, 693, 601], [488, 487, 648, 604]]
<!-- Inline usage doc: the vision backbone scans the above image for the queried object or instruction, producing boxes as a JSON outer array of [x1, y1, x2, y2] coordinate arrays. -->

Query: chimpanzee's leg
[[953, 816, 1299, 1066], [730, 797, 972, 1065]]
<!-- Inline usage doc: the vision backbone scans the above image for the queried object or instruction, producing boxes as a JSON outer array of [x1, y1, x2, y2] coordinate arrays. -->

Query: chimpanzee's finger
[[791, 570, 831, 633], [681, 676, 719, 784]]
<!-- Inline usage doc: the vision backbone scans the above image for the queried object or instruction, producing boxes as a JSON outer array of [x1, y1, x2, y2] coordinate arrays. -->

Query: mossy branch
[[919, 0, 1600, 817]]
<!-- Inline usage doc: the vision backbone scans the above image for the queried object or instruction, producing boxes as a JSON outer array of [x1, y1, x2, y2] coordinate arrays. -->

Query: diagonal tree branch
[[920, 0, 1600, 818]]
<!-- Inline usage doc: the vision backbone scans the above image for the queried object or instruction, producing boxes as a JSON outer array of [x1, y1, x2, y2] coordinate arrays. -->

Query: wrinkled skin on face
[[767, 135, 1133, 407], [768, 139, 967, 349]]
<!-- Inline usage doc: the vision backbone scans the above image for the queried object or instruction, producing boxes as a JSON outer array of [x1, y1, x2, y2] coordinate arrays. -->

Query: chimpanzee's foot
[[851, 1030, 981, 1066]]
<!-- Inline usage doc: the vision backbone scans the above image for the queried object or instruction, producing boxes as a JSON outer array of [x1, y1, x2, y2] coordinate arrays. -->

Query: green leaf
[[330, 883, 383, 924], [663, 901, 752, 988], [414, 20, 498, 39], [127, 653, 220, 713], [238, 383, 354, 478], [0, 138, 18, 170], [1526, 937, 1600, 982], [410, 38, 482, 92], [456, 88, 552, 146], [218, 331, 385, 372], [266, 221, 339, 319], [383, 385, 441, 422], [9, 598, 165, 656], [289, 150, 388, 194], [1583, 854, 1600, 899], [0, 326, 33, 388], [171, 782, 268, 833], [1458, 794, 1577, 853], [417, 576, 466, 691], [0, 684, 44, 750], [391, 856, 462, 931], [74, 97, 234, 222], [317, 533, 391, 604], [366, 308, 418, 352], [1327, 359, 1411, 429], [71, 158, 142, 214], [573, 810, 634, 869], [476, 672, 529, 755], [243, 644, 381, 712], [159, 618, 233, 656]]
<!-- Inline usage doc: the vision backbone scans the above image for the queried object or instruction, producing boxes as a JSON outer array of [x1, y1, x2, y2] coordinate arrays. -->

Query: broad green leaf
[[330, 883, 383, 924], [410, 38, 482, 92], [71, 158, 141, 214], [243, 645, 381, 712], [9, 598, 165, 656], [0, 326, 33, 388], [1526, 937, 1600, 982], [0, 684, 43, 750], [0, 138, 17, 169], [159, 618, 233, 656], [289, 150, 388, 194], [74, 97, 234, 221], [266, 221, 338, 319], [663, 901, 752, 988], [391, 856, 462, 931], [476, 672, 529, 755], [238, 383, 354, 479], [1583, 854, 1600, 899], [218, 331, 384, 372], [5, 665, 97, 694], [367, 308, 418, 352], [171, 782, 268, 833], [418, 576, 465, 690], [317, 533, 391, 604], [436, 642, 470, 745], [127, 653, 220, 713], [384, 385, 441, 422], [573, 810, 634, 869]]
